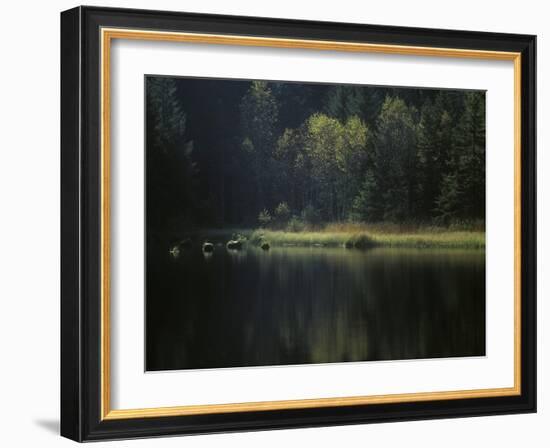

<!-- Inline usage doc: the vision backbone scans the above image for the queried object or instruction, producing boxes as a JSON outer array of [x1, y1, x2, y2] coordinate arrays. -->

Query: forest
[[145, 76, 485, 248]]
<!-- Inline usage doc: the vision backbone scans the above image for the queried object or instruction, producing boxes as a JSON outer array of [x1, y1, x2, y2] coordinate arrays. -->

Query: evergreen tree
[[351, 171, 382, 221], [147, 77, 186, 154], [325, 85, 385, 125], [435, 91, 486, 222], [417, 94, 454, 218], [355, 96, 419, 222], [146, 77, 197, 231], [275, 126, 310, 211], [456, 91, 486, 219], [240, 81, 279, 211]]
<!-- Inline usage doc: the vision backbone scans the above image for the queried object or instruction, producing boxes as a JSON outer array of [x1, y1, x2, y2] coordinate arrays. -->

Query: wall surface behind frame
[[0, 0, 546, 446]]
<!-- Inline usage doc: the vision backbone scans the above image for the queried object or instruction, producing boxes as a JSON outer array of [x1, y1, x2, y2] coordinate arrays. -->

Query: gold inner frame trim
[[100, 27, 522, 421]]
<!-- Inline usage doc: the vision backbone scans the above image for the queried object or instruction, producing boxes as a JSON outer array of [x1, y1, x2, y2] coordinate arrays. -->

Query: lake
[[146, 244, 485, 371]]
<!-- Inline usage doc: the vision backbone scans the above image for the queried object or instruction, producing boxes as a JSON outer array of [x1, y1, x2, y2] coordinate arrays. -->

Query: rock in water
[[202, 242, 214, 253], [226, 240, 243, 250], [169, 237, 192, 258], [261, 242, 270, 250]]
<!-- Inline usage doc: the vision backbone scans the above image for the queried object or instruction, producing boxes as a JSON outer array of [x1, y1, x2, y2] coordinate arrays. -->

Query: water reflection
[[146, 245, 485, 371]]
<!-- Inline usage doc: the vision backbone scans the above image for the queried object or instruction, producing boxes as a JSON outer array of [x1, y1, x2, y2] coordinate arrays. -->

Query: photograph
[[57, 4, 537, 442], [145, 76, 487, 371]]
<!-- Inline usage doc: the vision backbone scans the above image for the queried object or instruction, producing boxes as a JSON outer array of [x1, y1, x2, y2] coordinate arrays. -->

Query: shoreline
[[163, 226, 486, 250], [249, 229, 485, 250]]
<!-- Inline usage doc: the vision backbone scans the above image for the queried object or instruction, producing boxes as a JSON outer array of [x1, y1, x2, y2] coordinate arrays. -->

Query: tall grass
[[249, 226, 484, 250], [169, 222, 485, 250]]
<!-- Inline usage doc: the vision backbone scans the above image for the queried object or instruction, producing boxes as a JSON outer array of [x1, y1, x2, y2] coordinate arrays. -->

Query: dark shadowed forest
[[146, 76, 485, 243]]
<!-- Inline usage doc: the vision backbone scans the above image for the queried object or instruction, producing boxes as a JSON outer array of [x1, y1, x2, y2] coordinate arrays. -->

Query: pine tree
[[417, 94, 454, 219], [351, 171, 382, 221], [435, 173, 462, 224], [435, 91, 486, 222], [325, 85, 385, 125], [147, 77, 186, 154], [357, 96, 419, 222], [456, 91, 486, 219], [146, 77, 197, 230], [240, 81, 280, 211]]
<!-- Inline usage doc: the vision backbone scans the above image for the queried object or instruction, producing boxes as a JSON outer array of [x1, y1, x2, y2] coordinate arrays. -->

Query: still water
[[146, 245, 485, 371]]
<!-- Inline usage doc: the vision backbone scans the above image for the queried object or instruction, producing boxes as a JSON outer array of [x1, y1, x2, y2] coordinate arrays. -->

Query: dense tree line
[[146, 77, 485, 233]]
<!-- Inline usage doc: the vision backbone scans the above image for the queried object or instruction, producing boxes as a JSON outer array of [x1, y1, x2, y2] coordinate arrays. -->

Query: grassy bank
[[247, 223, 485, 250], [164, 223, 485, 251]]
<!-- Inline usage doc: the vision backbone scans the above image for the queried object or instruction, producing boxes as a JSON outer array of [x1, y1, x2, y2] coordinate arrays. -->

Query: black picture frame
[[61, 5, 536, 442]]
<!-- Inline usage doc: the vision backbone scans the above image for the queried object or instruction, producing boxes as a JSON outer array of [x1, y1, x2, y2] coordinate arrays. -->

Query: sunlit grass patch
[[249, 227, 485, 250]]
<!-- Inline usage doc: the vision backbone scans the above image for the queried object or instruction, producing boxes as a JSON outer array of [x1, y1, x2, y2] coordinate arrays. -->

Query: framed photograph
[[61, 6, 536, 442]]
